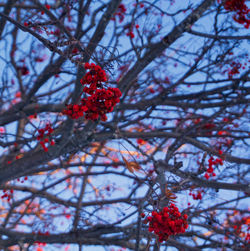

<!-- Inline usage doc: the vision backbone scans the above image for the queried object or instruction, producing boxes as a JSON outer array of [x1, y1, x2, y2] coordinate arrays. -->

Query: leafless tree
[[0, 0, 249, 250]]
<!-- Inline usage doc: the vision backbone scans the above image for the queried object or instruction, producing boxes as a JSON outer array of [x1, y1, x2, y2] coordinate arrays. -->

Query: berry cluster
[[37, 123, 55, 152], [63, 63, 122, 121], [132, 2, 145, 8], [224, 211, 250, 246], [1, 176, 28, 201], [81, 62, 107, 90], [227, 61, 243, 79], [223, 0, 250, 28], [145, 204, 188, 242], [126, 30, 135, 39], [112, 4, 127, 23], [1, 189, 13, 201], [204, 154, 223, 180], [202, 122, 216, 130], [17, 66, 29, 76], [125, 24, 139, 39], [189, 189, 203, 200], [200, 122, 216, 136], [63, 103, 87, 120]]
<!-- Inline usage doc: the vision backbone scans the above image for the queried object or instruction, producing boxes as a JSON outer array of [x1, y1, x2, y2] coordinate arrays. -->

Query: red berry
[[145, 205, 188, 242]]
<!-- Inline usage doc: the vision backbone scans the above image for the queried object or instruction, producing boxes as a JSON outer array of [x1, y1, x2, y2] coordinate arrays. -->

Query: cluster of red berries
[[63, 63, 122, 121], [189, 189, 204, 200], [112, 4, 127, 23], [126, 31, 135, 39], [144, 204, 188, 242], [225, 212, 250, 245], [227, 61, 243, 79], [17, 66, 29, 76], [40, 4, 51, 15], [1, 189, 13, 201], [125, 24, 139, 39], [1, 176, 28, 201], [132, 2, 145, 8], [205, 154, 223, 180], [81, 63, 107, 89], [223, 0, 250, 28], [17, 176, 28, 182], [201, 122, 216, 136], [202, 122, 216, 130], [37, 123, 55, 152], [63, 103, 87, 120]]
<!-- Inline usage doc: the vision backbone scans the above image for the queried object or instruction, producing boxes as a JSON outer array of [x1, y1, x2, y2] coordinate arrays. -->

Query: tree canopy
[[0, 0, 249, 250]]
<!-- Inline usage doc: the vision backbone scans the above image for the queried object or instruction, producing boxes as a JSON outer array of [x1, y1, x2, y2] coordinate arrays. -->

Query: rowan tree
[[0, 0, 249, 250]]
